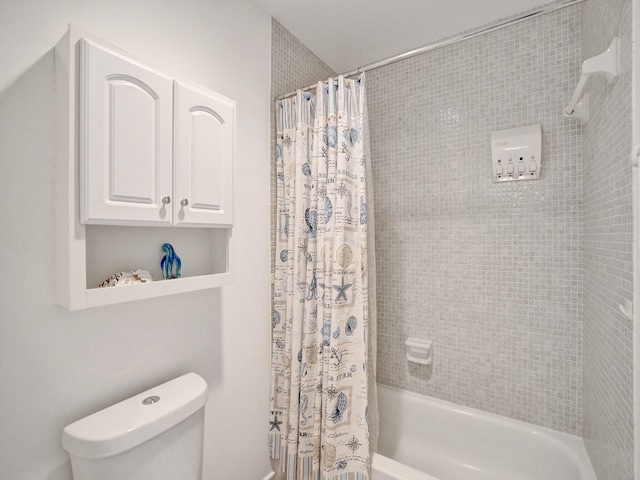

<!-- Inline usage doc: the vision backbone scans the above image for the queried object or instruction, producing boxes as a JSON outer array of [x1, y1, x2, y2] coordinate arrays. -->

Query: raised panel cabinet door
[[173, 81, 234, 227], [79, 39, 174, 226]]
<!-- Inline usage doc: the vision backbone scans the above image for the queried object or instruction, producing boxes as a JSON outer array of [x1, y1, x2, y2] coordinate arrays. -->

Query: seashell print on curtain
[[270, 75, 377, 480]]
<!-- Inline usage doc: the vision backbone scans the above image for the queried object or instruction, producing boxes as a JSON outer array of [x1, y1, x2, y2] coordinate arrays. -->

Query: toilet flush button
[[142, 395, 160, 405]]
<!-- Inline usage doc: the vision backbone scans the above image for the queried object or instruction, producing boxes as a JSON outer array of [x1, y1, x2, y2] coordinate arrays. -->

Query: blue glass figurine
[[161, 243, 181, 279]]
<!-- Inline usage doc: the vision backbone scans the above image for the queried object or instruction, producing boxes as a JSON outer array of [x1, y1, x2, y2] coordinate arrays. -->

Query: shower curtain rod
[[277, 0, 585, 101]]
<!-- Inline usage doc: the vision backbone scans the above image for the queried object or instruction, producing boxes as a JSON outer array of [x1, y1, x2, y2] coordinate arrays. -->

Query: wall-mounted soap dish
[[405, 337, 433, 365]]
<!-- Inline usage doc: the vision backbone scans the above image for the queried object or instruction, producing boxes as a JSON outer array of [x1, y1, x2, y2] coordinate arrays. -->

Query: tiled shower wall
[[581, 0, 634, 478], [367, 5, 584, 434]]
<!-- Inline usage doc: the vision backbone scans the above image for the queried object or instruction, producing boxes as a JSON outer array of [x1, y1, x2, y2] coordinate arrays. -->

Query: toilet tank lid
[[62, 372, 208, 459]]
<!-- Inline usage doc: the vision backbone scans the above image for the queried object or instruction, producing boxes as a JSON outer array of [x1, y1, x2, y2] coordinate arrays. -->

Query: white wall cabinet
[[55, 26, 234, 310], [173, 81, 234, 227], [79, 39, 234, 228]]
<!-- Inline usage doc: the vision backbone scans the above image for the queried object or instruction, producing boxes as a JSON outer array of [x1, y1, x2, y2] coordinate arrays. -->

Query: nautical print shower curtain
[[270, 75, 377, 480]]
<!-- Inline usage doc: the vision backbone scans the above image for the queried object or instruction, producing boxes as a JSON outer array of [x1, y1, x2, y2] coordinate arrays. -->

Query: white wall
[[0, 1, 272, 479]]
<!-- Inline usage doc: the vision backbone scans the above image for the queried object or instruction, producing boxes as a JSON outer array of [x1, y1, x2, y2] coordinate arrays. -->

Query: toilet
[[62, 372, 208, 480]]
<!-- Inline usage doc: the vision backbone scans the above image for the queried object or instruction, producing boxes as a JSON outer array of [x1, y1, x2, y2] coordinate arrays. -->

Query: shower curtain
[[270, 75, 378, 480]]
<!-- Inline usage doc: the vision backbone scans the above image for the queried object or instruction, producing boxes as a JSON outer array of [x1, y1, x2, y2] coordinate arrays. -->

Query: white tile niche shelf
[[54, 26, 234, 310]]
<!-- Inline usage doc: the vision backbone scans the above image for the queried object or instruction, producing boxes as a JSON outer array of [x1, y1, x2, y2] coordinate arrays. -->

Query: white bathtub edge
[[372, 452, 438, 480], [377, 384, 597, 480], [526, 430, 597, 480]]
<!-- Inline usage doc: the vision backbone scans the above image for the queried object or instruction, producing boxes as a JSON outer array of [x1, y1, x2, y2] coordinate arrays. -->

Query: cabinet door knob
[[162, 196, 171, 205], [180, 198, 189, 207]]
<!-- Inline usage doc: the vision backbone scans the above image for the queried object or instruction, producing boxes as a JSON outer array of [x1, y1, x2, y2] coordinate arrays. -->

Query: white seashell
[[98, 269, 153, 288]]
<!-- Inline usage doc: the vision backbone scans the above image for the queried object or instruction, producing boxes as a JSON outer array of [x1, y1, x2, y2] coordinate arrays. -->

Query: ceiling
[[249, 0, 559, 74]]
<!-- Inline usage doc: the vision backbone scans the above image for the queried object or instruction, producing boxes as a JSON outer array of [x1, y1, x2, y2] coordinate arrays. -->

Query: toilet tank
[[62, 373, 208, 480]]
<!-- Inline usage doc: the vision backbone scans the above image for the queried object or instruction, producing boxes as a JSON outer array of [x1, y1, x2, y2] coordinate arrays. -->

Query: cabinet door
[[173, 82, 234, 227], [79, 39, 174, 226]]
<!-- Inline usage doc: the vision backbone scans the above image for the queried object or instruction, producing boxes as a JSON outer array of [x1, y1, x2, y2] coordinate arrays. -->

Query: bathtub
[[372, 384, 597, 480]]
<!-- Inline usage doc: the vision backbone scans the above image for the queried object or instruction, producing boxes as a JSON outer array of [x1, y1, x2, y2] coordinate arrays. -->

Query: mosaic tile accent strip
[[367, 5, 583, 435], [581, 0, 634, 478]]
